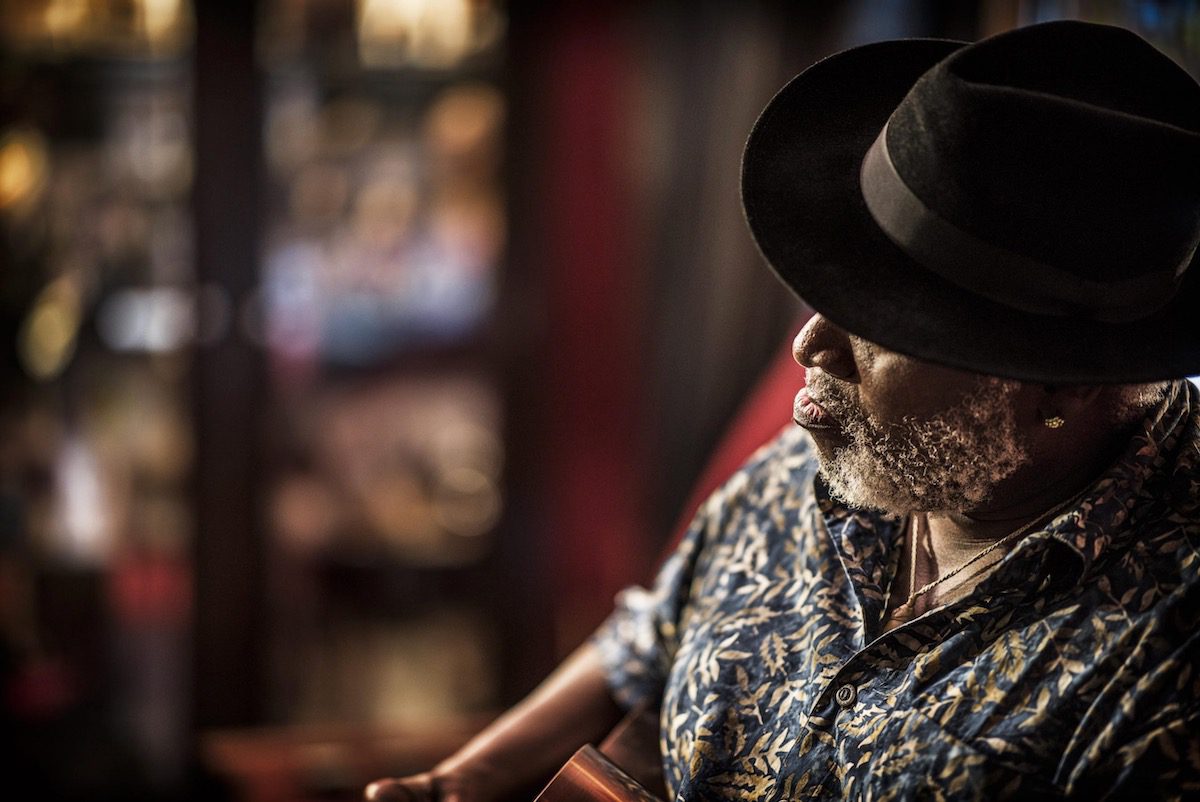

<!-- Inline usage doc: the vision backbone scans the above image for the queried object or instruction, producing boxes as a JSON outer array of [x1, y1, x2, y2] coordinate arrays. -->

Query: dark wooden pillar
[[190, 0, 268, 730]]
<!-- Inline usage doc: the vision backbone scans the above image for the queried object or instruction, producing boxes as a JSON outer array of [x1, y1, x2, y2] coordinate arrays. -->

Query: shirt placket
[[806, 492, 910, 728], [805, 531, 1064, 726]]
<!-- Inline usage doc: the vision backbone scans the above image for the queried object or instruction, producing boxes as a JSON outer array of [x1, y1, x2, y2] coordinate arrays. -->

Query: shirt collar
[[815, 476, 905, 641], [1037, 379, 1197, 586], [819, 379, 1197, 592]]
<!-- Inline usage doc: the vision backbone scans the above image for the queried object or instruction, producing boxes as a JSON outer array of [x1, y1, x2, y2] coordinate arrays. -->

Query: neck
[[926, 417, 1132, 548], [925, 475, 1088, 548]]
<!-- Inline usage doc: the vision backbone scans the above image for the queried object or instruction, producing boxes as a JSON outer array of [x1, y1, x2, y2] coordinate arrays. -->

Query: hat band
[[859, 123, 1191, 323]]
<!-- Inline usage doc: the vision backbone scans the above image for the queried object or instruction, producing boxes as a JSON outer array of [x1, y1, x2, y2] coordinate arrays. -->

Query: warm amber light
[[42, 0, 89, 38], [7, 0, 192, 55], [0, 129, 49, 212], [139, 0, 183, 43], [19, 276, 82, 380], [357, 0, 483, 68]]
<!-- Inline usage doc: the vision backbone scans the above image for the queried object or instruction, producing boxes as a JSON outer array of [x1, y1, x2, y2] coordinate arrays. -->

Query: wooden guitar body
[[533, 745, 664, 802], [533, 701, 667, 802]]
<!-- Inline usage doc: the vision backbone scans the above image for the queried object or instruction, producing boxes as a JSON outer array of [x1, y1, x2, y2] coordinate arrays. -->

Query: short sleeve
[[588, 425, 804, 712], [589, 510, 708, 712]]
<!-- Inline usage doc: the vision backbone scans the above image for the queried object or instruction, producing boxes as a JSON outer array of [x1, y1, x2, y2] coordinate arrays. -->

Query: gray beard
[[812, 377, 1030, 516]]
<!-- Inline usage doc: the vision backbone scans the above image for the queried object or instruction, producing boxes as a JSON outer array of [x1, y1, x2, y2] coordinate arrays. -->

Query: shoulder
[[1097, 381, 1200, 584], [697, 424, 818, 522], [677, 425, 823, 576]]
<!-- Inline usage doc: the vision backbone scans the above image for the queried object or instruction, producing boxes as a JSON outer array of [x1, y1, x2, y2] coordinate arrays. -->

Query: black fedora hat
[[742, 20, 1200, 383]]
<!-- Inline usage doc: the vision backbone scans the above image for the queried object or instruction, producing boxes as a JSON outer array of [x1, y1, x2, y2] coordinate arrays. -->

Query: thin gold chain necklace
[[892, 490, 1085, 616]]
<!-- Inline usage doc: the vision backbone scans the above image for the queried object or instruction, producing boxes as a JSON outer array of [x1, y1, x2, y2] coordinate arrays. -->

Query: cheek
[[856, 362, 925, 423], [857, 361, 983, 425], [1004, 389, 1041, 434]]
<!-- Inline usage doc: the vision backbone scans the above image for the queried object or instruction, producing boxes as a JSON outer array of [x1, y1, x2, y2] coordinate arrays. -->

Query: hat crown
[[740, 21, 1200, 382], [884, 21, 1200, 287]]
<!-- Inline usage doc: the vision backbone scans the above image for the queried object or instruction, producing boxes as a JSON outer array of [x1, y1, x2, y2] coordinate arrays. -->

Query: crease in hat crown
[[857, 20, 1200, 323]]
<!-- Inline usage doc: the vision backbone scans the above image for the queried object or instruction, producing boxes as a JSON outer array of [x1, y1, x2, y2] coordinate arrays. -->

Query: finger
[[433, 775, 466, 802], [364, 775, 434, 802]]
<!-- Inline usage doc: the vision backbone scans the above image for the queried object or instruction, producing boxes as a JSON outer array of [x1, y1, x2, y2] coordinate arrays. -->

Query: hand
[[364, 759, 512, 802], [364, 773, 434, 801]]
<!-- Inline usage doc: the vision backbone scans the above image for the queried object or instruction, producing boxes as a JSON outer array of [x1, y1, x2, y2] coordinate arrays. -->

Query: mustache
[[806, 373, 860, 421]]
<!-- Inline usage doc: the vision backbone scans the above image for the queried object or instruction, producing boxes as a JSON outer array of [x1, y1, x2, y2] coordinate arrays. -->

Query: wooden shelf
[[201, 715, 496, 802]]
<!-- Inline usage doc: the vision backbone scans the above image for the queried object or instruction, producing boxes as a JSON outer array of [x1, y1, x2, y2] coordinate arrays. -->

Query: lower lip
[[793, 388, 839, 431]]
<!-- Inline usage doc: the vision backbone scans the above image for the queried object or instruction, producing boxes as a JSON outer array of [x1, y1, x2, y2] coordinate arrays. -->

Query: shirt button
[[835, 683, 858, 708]]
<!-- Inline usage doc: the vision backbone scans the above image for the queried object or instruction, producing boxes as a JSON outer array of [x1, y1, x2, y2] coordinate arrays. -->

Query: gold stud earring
[[1043, 415, 1065, 429]]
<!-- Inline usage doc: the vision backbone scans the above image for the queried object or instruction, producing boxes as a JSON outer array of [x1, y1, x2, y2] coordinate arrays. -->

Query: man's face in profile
[[793, 317, 1032, 516]]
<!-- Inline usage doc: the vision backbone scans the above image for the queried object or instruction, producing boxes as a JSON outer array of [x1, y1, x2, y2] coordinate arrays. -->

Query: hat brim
[[741, 38, 1200, 383]]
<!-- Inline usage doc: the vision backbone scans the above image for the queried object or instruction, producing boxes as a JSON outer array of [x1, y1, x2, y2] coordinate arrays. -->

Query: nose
[[793, 314, 857, 380]]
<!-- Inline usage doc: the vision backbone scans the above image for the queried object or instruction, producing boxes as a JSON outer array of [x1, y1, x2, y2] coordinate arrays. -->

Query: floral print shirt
[[593, 380, 1200, 801]]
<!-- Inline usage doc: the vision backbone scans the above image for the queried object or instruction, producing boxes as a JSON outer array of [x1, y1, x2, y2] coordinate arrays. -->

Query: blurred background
[[0, 0, 1196, 800]]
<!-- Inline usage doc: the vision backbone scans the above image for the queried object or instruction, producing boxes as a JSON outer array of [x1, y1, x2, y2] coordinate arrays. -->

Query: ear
[[1035, 384, 1104, 429]]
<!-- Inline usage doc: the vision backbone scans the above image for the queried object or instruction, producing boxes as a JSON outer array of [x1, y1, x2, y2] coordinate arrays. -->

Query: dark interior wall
[[500, 2, 991, 664]]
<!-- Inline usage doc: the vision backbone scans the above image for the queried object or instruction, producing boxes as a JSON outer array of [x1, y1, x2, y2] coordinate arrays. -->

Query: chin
[[816, 452, 898, 513], [815, 449, 987, 517]]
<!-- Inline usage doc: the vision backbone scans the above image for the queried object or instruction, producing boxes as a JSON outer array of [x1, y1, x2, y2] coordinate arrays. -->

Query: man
[[368, 19, 1200, 801]]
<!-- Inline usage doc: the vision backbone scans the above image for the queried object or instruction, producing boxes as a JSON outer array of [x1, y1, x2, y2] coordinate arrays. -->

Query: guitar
[[533, 701, 667, 802]]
